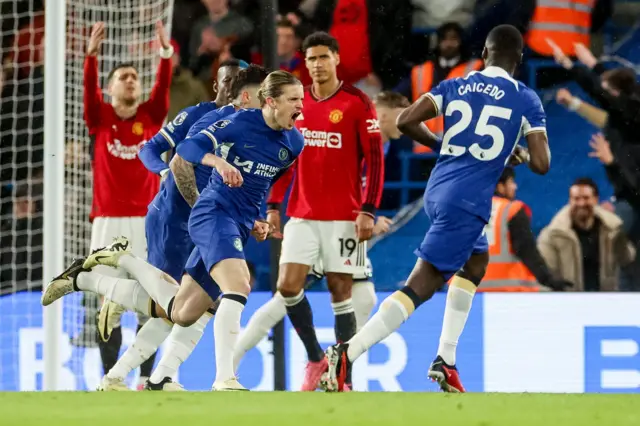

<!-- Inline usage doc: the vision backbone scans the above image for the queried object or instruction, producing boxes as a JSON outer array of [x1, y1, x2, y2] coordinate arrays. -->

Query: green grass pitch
[[2, 392, 637, 426]]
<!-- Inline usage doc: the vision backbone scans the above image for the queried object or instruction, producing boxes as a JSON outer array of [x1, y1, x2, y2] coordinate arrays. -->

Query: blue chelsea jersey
[[151, 104, 236, 225], [192, 108, 305, 229], [425, 66, 547, 221]]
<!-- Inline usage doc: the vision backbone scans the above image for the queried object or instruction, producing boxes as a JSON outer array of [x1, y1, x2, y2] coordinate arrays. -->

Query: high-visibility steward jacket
[[526, 0, 593, 57], [410, 59, 483, 153], [479, 196, 538, 292]]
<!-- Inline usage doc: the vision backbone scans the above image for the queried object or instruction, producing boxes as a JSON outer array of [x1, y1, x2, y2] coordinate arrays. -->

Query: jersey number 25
[[440, 100, 513, 162]]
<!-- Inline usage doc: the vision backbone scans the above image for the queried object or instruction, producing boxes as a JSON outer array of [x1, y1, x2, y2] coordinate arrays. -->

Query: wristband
[[568, 97, 582, 112], [159, 45, 174, 59]]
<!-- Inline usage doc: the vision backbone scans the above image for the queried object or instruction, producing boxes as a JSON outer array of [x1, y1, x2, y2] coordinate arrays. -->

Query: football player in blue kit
[[41, 65, 271, 391], [69, 70, 305, 391], [323, 25, 551, 393], [103, 65, 268, 391]]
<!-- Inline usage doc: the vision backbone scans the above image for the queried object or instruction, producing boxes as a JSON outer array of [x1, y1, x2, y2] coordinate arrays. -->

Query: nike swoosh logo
[[244, 144, 255, 148], [101, 304, 110, 340], [95, 255, 110, 263]]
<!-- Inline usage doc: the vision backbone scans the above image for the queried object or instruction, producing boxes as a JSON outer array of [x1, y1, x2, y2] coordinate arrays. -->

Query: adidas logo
[[344, 259, 351, 266]]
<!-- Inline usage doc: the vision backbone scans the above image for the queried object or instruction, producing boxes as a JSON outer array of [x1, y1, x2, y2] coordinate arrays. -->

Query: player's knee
[[464, 253, 489, 285], [277, 276, 304, 298], [457, 261, 487, 286], [326, 274, 352, 302], [172, 309, 199, 328]]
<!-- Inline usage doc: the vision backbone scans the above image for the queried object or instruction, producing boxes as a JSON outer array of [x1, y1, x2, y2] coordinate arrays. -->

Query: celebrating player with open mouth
[[85, 64, 266, 392], [233, 31, 385, 392], [323, 25, 551, 393], [42, 70, 305, 391]]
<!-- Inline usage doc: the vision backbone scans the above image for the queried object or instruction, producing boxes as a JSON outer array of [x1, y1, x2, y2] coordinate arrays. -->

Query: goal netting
[[0, 0, 174, 391]]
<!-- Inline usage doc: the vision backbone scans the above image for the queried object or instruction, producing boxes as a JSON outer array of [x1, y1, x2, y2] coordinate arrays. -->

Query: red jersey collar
[[310, 80, 343, 102]]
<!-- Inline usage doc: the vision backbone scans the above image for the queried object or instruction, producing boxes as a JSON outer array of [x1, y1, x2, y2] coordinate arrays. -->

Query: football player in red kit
[[234, 32, 384, 391]]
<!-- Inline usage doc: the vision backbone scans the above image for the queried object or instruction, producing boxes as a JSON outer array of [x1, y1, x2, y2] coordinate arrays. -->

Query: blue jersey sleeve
[[177, 116, 235, 165], [521, 88, 547, 136], [139, 105, 208, 175], [138, 134, 171, 175]]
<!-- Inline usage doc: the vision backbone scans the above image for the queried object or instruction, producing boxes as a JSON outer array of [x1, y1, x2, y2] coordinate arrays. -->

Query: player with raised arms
[[322, 24, 551, 393], [83, 65, 269, 391], [42, 70, 305, 391]]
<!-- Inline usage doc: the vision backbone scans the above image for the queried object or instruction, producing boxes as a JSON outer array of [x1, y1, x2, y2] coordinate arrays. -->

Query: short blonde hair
[[257, 70, 302, 106], [373, 91, 410, 109]]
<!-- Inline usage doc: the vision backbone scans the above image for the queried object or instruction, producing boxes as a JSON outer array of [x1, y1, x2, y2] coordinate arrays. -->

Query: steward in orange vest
[[403, 23, 484, 152], [526, 0, 594, 57], [478, 168, 571, 292]]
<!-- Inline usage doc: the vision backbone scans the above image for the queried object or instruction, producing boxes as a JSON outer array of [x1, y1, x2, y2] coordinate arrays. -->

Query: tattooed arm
[[169, 154, 200, 207]]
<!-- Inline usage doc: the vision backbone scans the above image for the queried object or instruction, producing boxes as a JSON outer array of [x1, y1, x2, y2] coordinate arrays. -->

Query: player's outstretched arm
[[83, 22, 107, 131], [169, 155, 199, 207], [396, 94, 441, 150], [525, 132, 551, 175], [146, 21, 174, 124]]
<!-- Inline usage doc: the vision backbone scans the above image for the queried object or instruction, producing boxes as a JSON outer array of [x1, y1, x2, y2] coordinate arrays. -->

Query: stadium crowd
[[1, 1, 640, 296]]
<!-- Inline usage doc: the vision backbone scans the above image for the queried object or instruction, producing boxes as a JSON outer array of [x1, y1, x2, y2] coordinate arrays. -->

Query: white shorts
[[90, 216, 147, 258], [310, 256, 373, 282], [280, 218, 367, 276]]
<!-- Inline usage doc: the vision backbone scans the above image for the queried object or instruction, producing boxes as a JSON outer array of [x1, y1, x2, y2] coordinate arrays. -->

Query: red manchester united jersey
[[269, 83, 384, 221], [84, 55, 172, 219]]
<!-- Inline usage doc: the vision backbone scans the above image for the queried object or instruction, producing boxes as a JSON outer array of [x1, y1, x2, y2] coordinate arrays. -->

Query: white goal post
[[37, 0, 174, 390]]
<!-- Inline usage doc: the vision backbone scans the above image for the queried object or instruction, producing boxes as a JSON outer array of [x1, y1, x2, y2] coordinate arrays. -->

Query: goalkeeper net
[[0, 0, 174, 391]]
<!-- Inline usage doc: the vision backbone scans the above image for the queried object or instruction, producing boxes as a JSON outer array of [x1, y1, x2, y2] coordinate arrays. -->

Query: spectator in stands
[[551, 41, 640, 291], [373, 91, 424, 210], [537, 178, 635, 292], [312, 0, 413, 92], [168, 38, 210, 120], [465, 0, 534, 57], [188, 0, 254, 88], [480, 168, 571, 292], [527, 0, 613, 88], [411, 0, 475, 30], [7, 0, 44, 81], [394, 22, 482, 151], [250, 17, 312, 86], [275, 17, 312, 86], [81, 21, 172, 386], [551, 42, 640, 152], [0, 42, 44, 205]]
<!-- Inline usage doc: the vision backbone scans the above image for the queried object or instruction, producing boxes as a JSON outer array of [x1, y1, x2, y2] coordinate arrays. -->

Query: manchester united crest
[[132, 122, 144, 136], [329, 109, 343, 124]]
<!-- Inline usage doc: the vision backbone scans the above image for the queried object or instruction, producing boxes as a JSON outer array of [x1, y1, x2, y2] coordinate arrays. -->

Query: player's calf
[[209, 259, 252, 390]]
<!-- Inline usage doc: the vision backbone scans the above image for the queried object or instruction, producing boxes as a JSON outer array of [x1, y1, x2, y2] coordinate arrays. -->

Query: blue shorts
[[145, 206, 193, 282], [416, 201, 488, 281], [185, 209, 250, 300]]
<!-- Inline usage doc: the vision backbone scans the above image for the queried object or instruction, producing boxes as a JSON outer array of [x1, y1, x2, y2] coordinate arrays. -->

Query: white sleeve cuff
[[568, 97, 582, 112], [159, 45, 174, 59]]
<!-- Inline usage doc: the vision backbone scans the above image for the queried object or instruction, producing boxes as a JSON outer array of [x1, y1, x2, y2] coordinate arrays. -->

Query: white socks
[[214, 294, 247, 383], [233, 293, 286, 372], [107, 318, 172, 380], [76, 271, 151, 316], [150, 314, 211, 383], [118, 253, 178, 313], [437, 281, 476, 365], [232, 283, 378, 371], [346, 292, 411, 362], [351, 281, 377, 331]]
